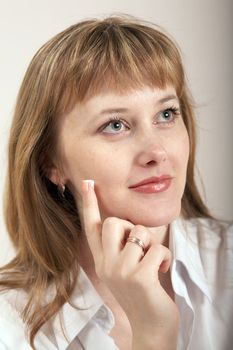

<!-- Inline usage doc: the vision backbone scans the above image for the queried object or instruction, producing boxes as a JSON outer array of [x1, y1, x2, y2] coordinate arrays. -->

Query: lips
[[129, 175, 173, 194]]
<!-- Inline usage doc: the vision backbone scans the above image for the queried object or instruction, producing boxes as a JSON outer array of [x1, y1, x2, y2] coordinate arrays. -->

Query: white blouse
[[0, 217, 232, 350]]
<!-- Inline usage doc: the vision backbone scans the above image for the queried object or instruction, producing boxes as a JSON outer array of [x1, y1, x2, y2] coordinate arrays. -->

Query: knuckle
[[102, 216, 119, 230], [156, 243, 164, 253], [158, 244, 171, 256], [150, 243, 164, 255], [149, 244, 172, 265], [133, 224, 146, 232]]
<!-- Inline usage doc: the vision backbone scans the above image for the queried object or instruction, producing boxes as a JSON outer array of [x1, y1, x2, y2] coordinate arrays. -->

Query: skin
[[51, 85, 189, 230], [48, 85, 190, 349]]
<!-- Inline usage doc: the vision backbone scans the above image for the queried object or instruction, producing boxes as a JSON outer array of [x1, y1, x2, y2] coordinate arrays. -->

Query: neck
[[147, 224, 170, 247]]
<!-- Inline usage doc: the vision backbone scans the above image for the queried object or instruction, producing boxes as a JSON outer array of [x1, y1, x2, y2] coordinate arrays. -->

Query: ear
[[40, 154, 65, 186], [46, 166, 63, 186]]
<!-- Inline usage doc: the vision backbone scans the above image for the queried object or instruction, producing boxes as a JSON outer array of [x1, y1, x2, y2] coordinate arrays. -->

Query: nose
[[135, 138, 167, 167]]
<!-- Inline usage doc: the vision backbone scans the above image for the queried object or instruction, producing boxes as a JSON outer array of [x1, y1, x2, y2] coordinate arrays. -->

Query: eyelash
[[157, 106, 180, 124], [100, 106, 180, 134], [100, 116, 129, 133]]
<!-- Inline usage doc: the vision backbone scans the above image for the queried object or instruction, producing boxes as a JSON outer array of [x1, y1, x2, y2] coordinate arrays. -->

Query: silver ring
[[126, 236, 146, 256]]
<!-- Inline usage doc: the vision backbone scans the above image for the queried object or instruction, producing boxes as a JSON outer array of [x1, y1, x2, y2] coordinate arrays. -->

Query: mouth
[[128, 175, 173, 194]]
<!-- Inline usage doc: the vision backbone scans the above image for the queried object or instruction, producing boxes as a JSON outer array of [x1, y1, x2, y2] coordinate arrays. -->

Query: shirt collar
[[169, 217, 212, 302]]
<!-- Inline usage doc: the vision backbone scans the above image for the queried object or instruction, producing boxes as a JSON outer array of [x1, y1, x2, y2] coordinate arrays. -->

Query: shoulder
[[172, 216, 233, 278], [0, 286, 65, 350], [0, 289, 33, 349], [0, 285, 30, 312], [181, 217, 233, 291], [181, 217, 233, 249], [0, 288, 25, 318]]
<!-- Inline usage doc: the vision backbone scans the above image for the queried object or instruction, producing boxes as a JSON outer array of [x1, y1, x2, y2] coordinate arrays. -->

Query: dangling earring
[[58, 184, 66, 198]]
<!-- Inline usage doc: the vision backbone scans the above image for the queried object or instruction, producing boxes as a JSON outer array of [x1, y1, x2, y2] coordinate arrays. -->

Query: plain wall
[[0, 0, 233, 265]]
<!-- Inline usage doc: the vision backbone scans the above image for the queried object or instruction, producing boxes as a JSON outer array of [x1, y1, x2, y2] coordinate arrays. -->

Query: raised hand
[[81, 180, 179, 350]]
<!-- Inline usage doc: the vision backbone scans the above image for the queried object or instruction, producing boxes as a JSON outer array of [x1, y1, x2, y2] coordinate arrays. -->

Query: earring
[[58, 184, 66, 198]]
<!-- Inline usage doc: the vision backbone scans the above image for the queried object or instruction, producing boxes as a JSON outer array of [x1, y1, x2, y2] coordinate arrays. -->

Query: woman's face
[[52, 85, 189, 227]]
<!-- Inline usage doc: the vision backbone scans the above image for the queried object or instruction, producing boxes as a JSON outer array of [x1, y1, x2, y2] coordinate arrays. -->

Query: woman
[[0, 15, 232, 350]]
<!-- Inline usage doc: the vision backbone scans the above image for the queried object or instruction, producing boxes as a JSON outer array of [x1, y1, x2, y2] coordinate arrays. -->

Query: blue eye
[[163, 110, 172, 119], [102, 119, 126, 134], [157, 107, 180, 124]]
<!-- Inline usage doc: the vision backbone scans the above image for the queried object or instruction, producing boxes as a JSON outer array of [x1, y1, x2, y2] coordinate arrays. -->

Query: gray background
[[0, 0, 232, 265]]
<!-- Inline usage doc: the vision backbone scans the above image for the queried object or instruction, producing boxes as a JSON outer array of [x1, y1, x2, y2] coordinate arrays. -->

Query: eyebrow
[[158, 94, 178, 104], [98, 94, 179, 115]]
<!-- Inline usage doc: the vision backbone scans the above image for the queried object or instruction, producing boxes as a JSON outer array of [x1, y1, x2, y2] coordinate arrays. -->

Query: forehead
[[76, 85, 178, 112]]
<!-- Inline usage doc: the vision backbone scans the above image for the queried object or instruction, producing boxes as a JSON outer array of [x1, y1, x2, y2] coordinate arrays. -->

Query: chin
[[127, 203, 182, 227]]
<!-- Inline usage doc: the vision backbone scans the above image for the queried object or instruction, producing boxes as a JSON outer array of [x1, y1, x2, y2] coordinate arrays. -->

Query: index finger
[[81, 180, 102, 259]]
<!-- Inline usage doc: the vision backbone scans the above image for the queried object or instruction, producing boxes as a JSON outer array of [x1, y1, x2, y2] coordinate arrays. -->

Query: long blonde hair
[[0, 15, 213, 348]]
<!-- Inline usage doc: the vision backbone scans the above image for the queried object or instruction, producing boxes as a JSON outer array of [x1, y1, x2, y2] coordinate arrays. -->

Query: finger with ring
[[126, 236, 146, 256]]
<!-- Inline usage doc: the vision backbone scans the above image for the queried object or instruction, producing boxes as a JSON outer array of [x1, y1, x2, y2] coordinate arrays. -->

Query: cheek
[[182, 130, 190, 166], [176, 129, 190, 185], [91, 150, 129, 192], [62, 142, 128, 193], [169, 127, 189, 186]]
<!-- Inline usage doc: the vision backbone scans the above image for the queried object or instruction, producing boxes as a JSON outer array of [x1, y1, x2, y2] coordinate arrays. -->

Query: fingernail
[[82, 180, 94, 194]]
